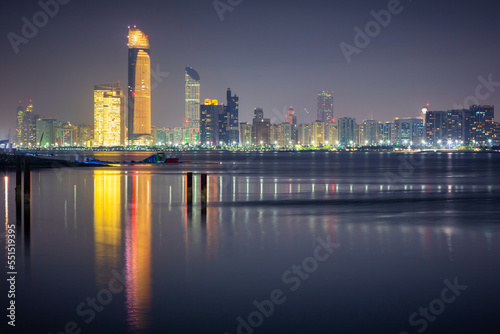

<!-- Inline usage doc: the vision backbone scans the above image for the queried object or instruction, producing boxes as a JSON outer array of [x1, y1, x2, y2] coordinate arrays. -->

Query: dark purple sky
[[1, 0, 499, 138]]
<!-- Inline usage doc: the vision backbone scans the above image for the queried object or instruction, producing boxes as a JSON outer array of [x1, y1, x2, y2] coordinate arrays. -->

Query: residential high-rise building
[[469, 105, 494, 144], [61, 122, 78, 146], [173, 127, 184, 145], [253, 107, 264, 120], [492, 122, 500, 146], [200, 99, 223, 146], [317, 91, 334, 123], [326, 122, 338, 145], [239, 122, 252, 146], [425, 106, 494, 146], [270, 124, 278, 146], [393, 118, 424, 146], [185, 67, 200, 128], [298, 123, 310, 146], [337, 117, 356, 146], [20, 101, 36, 147], [286, 106, 298, 144], [155, 127, 166, 146], [225, 88, 239, 146], [362, 120, 379, 146], [78, 124, 93, 146], [16, 101, 23, 145], [252, 108, 270, 146], [253, 118, 271, 146], [36, 118, 57, 147], [274, 122, 292, 147], [127, 26, 151, 145], [311, 120, 325, 146], [285, 106, 297, 125], [379, 121, 394, 144], [94, 82, 124, 147]]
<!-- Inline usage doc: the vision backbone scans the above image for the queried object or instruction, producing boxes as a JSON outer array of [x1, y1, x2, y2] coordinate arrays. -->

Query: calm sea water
[[1, 151, 499, 334]]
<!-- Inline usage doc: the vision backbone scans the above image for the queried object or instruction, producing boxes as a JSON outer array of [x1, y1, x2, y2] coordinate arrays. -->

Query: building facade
[[239, 122, 252, 146], [127, 27, 151, 145], [225, 88, 239, 146], [185, 67, 200, 128], [311, 120, 325, 146], [337, 117, 356, 146], [94, 82, 124, 147], [200, 99, 223, 146], [317, 91, 334, 123]]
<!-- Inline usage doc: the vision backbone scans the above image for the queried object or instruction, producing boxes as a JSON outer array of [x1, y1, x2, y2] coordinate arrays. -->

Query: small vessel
[[164, 156, 180, 163], [85, 152, 181, 165]]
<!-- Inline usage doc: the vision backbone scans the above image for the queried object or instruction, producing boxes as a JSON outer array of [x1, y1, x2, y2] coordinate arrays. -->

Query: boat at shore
[[85, 152, 180, 165]]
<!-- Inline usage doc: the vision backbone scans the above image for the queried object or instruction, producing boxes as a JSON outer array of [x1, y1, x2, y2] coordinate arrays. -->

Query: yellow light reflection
[[94, 171, 122, 287], [5, 176, 8, 242]]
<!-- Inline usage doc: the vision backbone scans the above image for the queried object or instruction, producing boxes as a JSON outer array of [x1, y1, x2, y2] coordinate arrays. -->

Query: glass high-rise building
[[317, 91, 334, 122], [200, 99, 223, 146], [128, 26, 151, 145], [337, 117, 357, 146], [94, 82, 124, 147], [185, 67, 200, 128], [225, 88, 239, 146], [36, 118, 57, 147], [20, 101, 36, 147], [16, 101, 23, 145]]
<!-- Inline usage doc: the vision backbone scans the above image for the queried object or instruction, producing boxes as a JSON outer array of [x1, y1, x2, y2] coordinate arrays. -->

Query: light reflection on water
[[0, 152, 499, 333]]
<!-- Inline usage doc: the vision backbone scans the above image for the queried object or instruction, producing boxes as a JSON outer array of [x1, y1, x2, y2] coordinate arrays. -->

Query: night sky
[[1, 0, 499, 138]]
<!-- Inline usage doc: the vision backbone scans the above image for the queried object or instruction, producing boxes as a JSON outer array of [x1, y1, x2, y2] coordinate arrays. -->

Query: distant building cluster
[[10, 27, 500, 149], [14, 100, 92, 147]]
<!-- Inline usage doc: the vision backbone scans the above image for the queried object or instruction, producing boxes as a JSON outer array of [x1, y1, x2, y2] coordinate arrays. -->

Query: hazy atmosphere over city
[[1, 0, 499, 138]]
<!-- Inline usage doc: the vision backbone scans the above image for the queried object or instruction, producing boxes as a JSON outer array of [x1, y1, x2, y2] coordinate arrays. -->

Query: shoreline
[[0, 154, 106, 169]]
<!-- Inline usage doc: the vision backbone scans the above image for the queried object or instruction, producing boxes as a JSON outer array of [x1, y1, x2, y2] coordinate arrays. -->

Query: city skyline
[[1, 0, 500, 139]]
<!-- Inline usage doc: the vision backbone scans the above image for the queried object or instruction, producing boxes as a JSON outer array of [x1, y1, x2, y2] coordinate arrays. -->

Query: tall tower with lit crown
[[127, 26, 151, 145], [317, 91, 334, 122]]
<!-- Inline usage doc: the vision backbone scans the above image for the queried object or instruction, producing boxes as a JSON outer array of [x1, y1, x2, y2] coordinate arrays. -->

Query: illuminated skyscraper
[[20, 101, 36, 147], [225, 88, 239, 146], [200, 99, 223, 146], [94, 82, 124, 147], [311, 120, 325, 146], [15, 101, 23, 145], [36, 118, 57, 147], [298, 123, 310, 146], [317, 91, 334, 122], [128, 26, 151, 145], [285, 106, 297, 144], [239, 122, 252, 146], [338, 117, 356, 146], [185, 67, 200, 128]]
